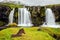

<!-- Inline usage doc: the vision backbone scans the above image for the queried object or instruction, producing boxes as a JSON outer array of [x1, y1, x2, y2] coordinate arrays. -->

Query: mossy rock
[[8, 23, 17, 27]]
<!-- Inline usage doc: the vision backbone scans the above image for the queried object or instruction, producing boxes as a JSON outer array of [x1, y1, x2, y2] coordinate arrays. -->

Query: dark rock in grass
[[57, 37, 60, 40], [53, 34, 57, 39], [0, 26, 8, 31], [51, 34, 60, 40], [37, 28, 41, 31], [11, 28, 25, 37]]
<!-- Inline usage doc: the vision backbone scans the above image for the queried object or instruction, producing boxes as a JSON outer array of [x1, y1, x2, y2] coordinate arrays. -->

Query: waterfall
[[45, 8, 56, 25], [18, 8, 33, 27], [42, 8, 58, 28], [9, 8, 15, 24]]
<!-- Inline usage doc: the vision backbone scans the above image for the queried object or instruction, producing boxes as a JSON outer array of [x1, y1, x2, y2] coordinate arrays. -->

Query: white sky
[[0, 0, 60, 6], [0, 0, 3, 2]]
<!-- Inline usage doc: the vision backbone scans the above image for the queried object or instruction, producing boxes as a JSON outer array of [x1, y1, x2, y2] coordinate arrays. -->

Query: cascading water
[[18, 8, 33, 27], [42, 8, 60, 28], [45, 8, 56, 25], [9, 8, 15, 24]]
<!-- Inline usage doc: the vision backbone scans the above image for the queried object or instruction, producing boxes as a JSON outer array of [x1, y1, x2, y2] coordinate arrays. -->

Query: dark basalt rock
[[52, 6, 60, 22], [11, 28, 25, 37], [0, 26, 8, 31], [0, 5, 11, 26], [48, 33, 60, 40], [13, 7, 18, 24], [53, 34, 57, 39], [28, 6, 45, 26]]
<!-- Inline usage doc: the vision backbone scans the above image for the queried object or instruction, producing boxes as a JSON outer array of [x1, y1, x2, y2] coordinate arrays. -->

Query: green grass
[[0, 3, 23, 9], [40, 27, 60, 39], [0, 27, 55, 40]]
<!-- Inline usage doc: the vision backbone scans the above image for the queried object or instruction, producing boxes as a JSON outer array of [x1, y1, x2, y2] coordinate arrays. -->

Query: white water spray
[[9, 8, 15, 24], [42, 8, 60, 28], [45, 8, 56, 25], [18, 8, 33, 27]]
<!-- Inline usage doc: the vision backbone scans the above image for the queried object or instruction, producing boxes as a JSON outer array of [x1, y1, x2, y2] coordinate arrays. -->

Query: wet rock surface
[[28, 7, 45, 26], [0, 5, 11, 26], [52, 6, 60, 22]]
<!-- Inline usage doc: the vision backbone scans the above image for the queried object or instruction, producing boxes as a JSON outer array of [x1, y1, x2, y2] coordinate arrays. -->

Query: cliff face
[[0, 5, 11, 26], [52, 6, 60, 22], [0, 3, 60, 26], [0, 3, 22, 26], [27, 6, 45, 26], [28, 6, 60, 26]]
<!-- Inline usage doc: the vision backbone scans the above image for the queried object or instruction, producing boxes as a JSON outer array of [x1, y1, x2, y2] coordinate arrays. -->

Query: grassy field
[[0, 27, 58, 40]]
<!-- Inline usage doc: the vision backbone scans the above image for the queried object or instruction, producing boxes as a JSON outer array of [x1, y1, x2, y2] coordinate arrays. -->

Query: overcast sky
[[0, 0, 60, 6]]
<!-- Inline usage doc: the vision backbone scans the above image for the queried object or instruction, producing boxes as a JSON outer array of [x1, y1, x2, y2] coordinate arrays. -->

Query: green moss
[[0, 29, 12, 40], [46, 4, 60, 8], [40, 27, 60, 38], [0, 21, 5, 26], [0, 3, 23, 9], [0, 27, 55, 40]]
